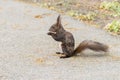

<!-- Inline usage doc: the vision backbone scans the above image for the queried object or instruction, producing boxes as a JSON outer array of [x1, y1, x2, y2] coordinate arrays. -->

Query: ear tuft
[[57, 15, 61, 26]]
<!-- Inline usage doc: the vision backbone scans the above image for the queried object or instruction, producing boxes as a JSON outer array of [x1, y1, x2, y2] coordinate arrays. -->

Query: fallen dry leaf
[[34, 15, 43, 19], [110, 55, 120, 61], [35, 58, 45, 64]]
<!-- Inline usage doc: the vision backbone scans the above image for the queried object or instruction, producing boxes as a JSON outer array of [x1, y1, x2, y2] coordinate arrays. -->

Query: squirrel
[[47, 15, 109, 58]]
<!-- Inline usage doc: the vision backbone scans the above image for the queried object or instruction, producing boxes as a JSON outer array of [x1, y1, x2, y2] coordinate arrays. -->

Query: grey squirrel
[[47, 15, 108, 58]]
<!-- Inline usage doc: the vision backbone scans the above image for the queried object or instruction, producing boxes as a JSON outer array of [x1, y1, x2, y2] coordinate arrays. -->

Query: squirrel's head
[[48, 15, 62, 35]]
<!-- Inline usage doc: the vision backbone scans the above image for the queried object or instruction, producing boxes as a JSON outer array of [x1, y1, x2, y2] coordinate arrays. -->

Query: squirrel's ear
[[56, 15, 61, 26]]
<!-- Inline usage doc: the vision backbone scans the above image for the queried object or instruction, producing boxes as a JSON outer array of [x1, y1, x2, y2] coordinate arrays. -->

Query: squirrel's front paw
[[47, 31, 56, 35], [56, 52, 63, 54]]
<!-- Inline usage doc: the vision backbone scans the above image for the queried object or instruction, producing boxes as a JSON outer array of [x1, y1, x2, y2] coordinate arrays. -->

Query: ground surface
[[0, 0, 120, 80]]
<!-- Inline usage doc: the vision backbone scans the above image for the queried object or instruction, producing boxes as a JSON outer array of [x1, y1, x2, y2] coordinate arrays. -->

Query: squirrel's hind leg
[[60, 55, 71, 58]]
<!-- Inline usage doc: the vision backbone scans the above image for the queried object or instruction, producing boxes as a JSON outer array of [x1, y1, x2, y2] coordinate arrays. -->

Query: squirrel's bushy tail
[[73, 40, 108, 55]]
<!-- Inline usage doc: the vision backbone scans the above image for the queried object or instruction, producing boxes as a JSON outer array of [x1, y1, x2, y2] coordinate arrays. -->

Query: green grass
[[104, 20, 120, 35], [100, 1, 120, 16], [67, 10, 96, 21]]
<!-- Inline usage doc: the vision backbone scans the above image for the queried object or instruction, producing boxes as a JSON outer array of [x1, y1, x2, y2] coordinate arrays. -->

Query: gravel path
[[0, 0, 120, 80]]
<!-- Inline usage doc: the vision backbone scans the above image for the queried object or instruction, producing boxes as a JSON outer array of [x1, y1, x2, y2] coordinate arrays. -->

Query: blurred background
[[20, 0, 120, 35]]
